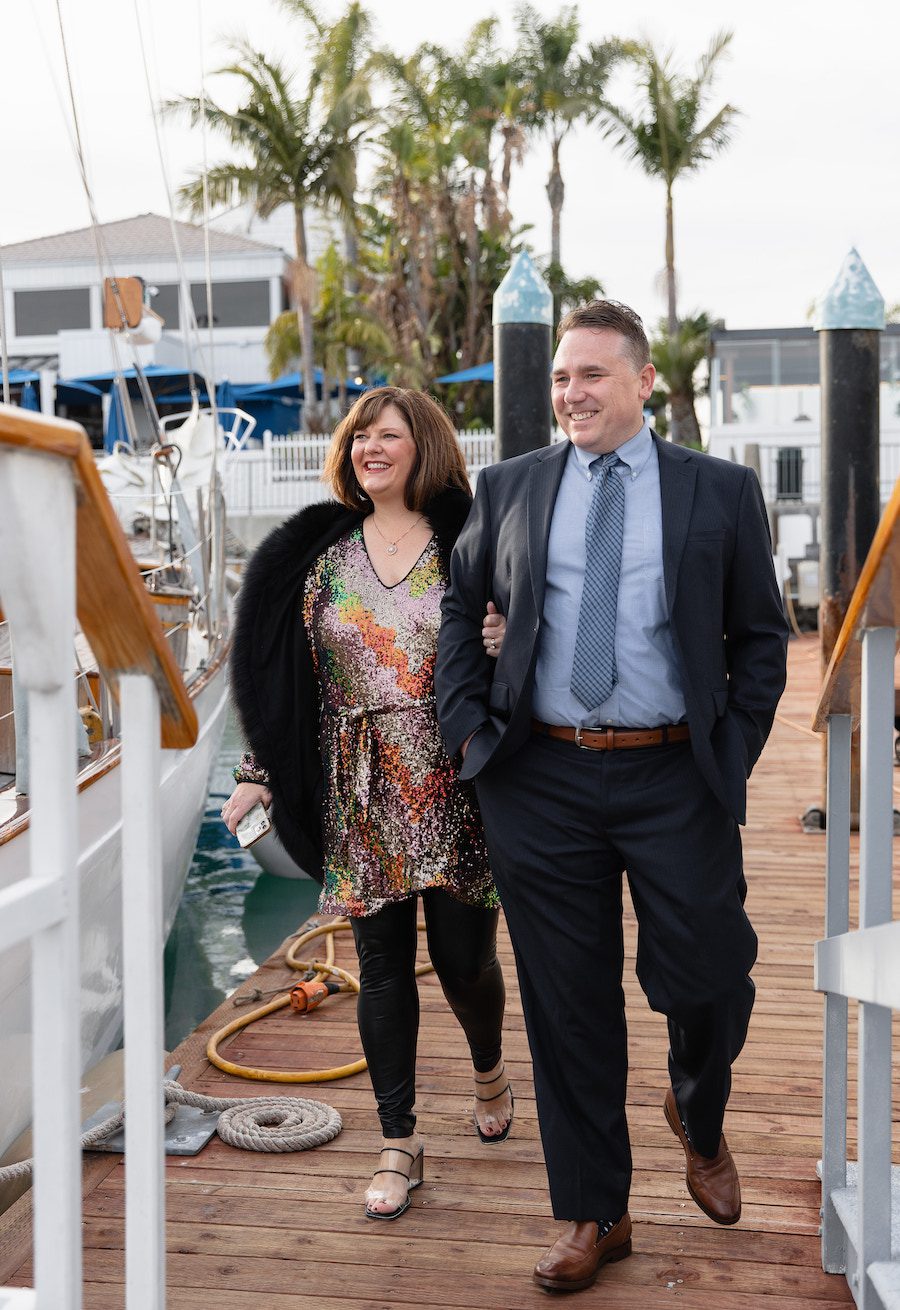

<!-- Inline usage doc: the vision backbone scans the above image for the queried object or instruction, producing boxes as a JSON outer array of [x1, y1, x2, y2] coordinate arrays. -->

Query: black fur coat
[[230, 487, 473, 881]]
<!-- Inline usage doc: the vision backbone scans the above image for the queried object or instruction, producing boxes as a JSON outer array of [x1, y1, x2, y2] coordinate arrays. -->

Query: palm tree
[[604, 31, 739, 340], [265, 243, 394, 410], [650, 312, 713, 449], [369, 32, 503, 375], [446, 20, 525, 364], [166, 43, 356, 424], [278, 2, 374, 294], [514, 6, 621, 307]]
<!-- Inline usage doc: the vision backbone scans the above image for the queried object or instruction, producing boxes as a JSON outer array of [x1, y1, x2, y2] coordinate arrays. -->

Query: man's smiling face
[[551, 327, 656, 455]]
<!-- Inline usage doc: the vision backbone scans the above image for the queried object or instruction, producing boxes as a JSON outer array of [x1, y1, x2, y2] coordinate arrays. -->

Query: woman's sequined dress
[[303, 526, 496, 918]]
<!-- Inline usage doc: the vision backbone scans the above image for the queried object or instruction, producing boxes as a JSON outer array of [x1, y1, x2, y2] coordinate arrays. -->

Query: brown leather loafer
[[533, 1215, 632, 1292], [664, 1088, 741, 1225]]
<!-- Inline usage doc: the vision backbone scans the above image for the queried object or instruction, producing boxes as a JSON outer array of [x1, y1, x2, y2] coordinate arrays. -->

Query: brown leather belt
[[531, 719, 690, 751]]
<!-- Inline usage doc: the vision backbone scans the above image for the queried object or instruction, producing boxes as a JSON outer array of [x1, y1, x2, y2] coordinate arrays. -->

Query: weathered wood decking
[[0, 635, 875, 1307]]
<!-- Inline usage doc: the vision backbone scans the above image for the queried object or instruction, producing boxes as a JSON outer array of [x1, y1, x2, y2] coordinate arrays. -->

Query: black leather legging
[[350, 888, 505, 1139]]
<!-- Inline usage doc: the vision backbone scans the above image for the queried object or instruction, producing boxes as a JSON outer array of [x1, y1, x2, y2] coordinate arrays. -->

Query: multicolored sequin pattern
[[304, 526, 496, 917]]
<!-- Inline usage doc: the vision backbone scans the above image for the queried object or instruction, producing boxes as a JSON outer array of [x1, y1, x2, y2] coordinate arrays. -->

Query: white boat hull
[[250, 826, 313, 880], [0, 662, 229, 1160]]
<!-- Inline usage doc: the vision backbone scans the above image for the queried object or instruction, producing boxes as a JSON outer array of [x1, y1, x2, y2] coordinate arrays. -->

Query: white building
[[706, 324, 900, 577], [1, 212, 291, 394]]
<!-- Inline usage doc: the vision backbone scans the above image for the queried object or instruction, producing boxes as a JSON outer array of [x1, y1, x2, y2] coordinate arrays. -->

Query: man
[[435, 300, 788, 1293]]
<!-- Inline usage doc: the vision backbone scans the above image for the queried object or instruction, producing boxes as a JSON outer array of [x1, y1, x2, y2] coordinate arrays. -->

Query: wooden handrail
[[0, 404, 198, 748], [812, 471, 900, 732]]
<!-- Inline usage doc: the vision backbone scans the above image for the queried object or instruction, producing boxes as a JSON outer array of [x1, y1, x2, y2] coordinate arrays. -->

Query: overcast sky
[[3, 0, 896, 330]]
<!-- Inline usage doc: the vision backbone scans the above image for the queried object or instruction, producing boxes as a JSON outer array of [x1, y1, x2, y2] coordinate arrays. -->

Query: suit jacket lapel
[[527, 440, 569, 614], [655, 434, 697, 614]]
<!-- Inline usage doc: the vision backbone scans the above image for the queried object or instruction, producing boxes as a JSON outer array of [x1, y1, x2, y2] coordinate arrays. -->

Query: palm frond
[[177, 164, 263, 216], [695, 29, 733, 89]]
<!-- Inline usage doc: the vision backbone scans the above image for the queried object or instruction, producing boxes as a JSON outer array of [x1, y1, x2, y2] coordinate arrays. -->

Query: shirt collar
[[569, 420, 653, 481]]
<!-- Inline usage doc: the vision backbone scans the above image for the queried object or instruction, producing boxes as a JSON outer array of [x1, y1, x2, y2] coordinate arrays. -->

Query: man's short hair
[[556, 300, 651, 372]]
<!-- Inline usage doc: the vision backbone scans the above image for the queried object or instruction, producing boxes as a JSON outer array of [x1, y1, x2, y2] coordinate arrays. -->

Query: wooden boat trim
[[812, 472, 900, 731], [0, 405, 198, 748]]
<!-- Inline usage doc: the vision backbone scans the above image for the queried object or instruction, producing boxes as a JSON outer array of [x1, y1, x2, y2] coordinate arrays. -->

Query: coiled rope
[[2, 915, 383, 1184], [0, 1077, 341, 1185]]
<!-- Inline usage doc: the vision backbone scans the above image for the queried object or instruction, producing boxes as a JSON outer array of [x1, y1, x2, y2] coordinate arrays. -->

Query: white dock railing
[[813, 476, 900, 1310], [0, 405, 198, 1310], [220, 429, 575, 519], [222, 429, 499, 515], [753, 441, 900, 507]]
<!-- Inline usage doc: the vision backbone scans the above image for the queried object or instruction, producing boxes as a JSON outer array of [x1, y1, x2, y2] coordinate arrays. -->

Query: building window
[[193, 280, 270, 328], [776, 448, 804, 501], [151, 284, 182, 329], [150, 279, 271, 331], [15, 287, 91, 335]]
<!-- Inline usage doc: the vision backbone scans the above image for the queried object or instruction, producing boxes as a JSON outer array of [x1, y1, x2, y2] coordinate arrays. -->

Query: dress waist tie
[[330, 697, 435, 818]]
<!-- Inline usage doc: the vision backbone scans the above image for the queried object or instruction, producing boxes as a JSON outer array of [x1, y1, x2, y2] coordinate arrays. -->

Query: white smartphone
[[235, 800, 272, 848]]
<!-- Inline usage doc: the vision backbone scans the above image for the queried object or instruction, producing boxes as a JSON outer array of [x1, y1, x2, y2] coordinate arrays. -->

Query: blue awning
[[240, 369, 369, 400], [434, 362, 494, 384], [19, 381, 39, 411], [56, 379, 104, 405], [64, 364, 197, 396], [104, 386, 128, 452], [6, 368, 40, 385]]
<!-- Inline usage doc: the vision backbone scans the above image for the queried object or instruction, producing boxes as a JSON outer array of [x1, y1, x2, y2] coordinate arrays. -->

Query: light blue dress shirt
[[532, 422, 687, 728]]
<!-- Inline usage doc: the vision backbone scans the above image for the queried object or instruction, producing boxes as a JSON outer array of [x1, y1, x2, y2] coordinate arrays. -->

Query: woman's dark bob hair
[[323, 386, 471, 512]]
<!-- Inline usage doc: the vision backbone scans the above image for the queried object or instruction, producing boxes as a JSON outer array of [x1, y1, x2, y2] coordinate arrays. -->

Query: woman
[[223, 387, 512, 1221]]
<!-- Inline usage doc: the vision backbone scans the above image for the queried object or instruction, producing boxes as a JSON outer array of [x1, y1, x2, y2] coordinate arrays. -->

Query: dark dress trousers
[[435, 436, 789, 1221]]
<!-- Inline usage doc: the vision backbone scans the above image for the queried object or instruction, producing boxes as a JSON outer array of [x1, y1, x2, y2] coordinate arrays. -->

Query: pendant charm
[[386, 543, 398, 555]]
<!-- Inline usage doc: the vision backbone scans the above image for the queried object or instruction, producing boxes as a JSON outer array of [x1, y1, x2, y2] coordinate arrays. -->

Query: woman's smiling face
[[350, 402, 418, 504]]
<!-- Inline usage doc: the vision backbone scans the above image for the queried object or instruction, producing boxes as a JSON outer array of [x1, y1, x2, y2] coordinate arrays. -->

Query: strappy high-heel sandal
[[364, 1144, 425, 1220], [473, 1068, 515, 1144]]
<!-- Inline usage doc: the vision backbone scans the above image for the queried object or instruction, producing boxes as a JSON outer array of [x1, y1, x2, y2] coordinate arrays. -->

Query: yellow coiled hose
[[206, 916, 433, 1083]]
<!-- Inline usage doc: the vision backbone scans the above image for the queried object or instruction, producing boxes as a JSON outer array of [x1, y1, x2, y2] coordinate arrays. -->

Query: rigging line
[[197, 0, 220, 446], [0, 243, 10, 406], [132, 0, 202, 391], [50, 0, 162, 441], [196, 0, 224, 604], [133, 0, 223, 420]]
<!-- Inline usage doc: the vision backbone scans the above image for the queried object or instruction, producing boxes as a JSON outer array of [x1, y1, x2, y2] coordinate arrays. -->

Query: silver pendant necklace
[[370, 513, 424, 555]]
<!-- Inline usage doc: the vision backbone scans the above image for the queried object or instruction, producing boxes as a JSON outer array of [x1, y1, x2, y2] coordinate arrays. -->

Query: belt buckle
[[574, 726, 600, 751]]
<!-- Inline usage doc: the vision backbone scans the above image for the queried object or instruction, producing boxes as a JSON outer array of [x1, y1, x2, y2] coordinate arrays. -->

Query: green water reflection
[[163, 710, 319, 1050]]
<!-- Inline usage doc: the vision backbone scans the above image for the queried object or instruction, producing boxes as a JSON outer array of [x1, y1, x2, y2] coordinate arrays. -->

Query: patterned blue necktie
[[570, 452, 625, 710]]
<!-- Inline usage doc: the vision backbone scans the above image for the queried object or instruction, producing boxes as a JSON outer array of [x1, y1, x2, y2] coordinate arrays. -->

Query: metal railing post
[[0, 449, 81, 1310], [822, 713, 850, 1273], [120, 674, 166, 1309], [856, 626, 894, 1307]]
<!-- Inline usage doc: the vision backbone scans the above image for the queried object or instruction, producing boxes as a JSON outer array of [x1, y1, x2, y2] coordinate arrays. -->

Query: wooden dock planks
[[5, 633, 888, 1306]]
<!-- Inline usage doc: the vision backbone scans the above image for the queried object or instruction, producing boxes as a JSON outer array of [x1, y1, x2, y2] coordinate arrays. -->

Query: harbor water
[[163, 708, 319, 1050]]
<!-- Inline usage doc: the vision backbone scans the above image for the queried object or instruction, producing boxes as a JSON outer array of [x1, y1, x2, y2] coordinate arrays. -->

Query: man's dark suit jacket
[[435, 435, 789, 825]]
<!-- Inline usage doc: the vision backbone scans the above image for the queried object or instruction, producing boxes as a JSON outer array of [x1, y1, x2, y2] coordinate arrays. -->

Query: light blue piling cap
[[493, 250, 554, 326], [814, 248, 884, 331]]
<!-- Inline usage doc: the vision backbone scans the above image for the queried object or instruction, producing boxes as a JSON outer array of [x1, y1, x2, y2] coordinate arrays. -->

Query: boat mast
[[0, 243, 10, 405]]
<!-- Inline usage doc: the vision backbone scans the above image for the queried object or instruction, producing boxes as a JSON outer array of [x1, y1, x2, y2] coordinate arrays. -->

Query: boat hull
[[0, 661, 229, 1160]]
